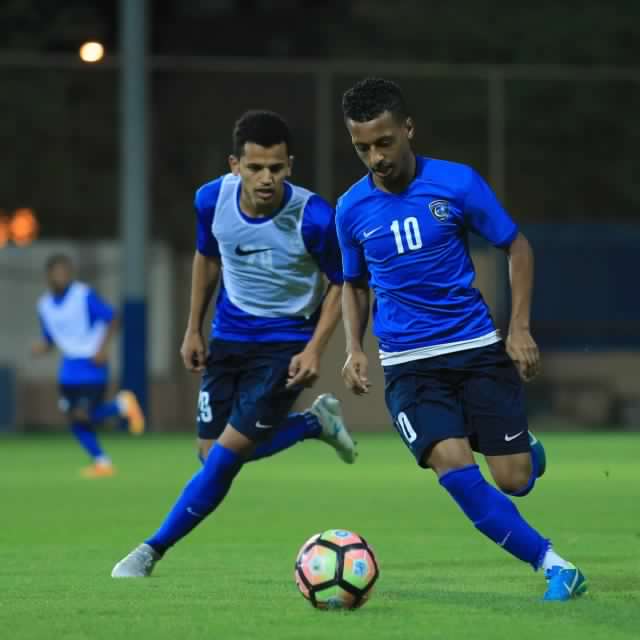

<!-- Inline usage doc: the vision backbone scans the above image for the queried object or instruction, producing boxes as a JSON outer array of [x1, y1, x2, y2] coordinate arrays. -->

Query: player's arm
[[181, 251, 221, 373], [335, 200, 371, 395], [31, 339, 53, 357], [341, 278, 371, 395], [93, 313, 119, 364], [286, 282, 342, 389], [183, 182, 223, 373], [288, 196, 346, 388], [85, 291, 119, 364], [463, 168, 540, 381], [307, 283, 342, 355], [504, 231, 539, 381], [31, 314, 54, 357]]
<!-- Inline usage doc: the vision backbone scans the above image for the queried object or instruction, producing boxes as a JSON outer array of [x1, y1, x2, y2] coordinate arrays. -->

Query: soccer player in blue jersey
[[32, 254, 145, 477], [112, 110, 356, 577], [336, 78, 587, 601]]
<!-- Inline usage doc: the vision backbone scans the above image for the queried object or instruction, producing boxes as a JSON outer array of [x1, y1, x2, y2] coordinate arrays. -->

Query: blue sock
[[146, 443, 243, 554], [71, 422, 106, 460], [439, 464, 549, 570], [197, 413, 321, 466], [251, 412, 320, 461], [91, 400, 120, 423]]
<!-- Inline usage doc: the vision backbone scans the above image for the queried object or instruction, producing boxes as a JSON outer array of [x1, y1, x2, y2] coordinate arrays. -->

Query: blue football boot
[[543, 564, 588, 601]]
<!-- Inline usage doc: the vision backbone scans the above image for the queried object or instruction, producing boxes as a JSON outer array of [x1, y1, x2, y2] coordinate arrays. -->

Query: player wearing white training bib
[[112, 110, 356, 578], [31, 254, 144, 478]]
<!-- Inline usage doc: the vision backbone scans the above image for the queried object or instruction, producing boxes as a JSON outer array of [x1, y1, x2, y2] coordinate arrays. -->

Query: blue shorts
[[197, 340, 307, 441], [383, 342, 529, 467], [59, 384, 107, 419]]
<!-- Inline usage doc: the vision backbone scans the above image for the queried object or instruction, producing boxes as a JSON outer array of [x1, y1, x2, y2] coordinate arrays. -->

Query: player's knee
[[493, 466, 532, 495], [70, 407, 90, 423], [197, 438, 215, 463], [424, 438, 475, 476]]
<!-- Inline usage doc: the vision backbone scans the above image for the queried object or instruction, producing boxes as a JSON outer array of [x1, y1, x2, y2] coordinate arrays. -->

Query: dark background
[[1, 1, 639, 248]]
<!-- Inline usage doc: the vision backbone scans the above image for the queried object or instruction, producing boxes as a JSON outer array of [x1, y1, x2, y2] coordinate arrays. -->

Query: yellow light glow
[[79, 41, 105, 63]]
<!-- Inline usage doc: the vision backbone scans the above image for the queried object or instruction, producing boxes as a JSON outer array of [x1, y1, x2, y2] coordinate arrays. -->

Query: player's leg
[[229, 341, 324, 461], [112, 341, 242, 576], [199, 395, 356, 464], [197, 342, 356, 464], [112, 423, 252, 578], [83, 387, 144, 435], [114, 390, 145, 435], [430, 441, 586, 600], [112, 341, 283, 577], [61, 385, 114, 477], [459, 347, 585, 598], [384, 358, 586, 601], [248, 343, 356, 463], [464, 343, 545, 496], [198, 412, 319, 463], [146, 424, 253, 552]]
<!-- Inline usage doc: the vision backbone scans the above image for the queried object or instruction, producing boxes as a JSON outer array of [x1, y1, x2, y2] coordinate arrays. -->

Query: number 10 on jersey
[[390, 217, 423, 254]]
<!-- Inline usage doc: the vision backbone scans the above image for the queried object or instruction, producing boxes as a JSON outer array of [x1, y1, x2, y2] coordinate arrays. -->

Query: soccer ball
[[294, 529, 379, 610]]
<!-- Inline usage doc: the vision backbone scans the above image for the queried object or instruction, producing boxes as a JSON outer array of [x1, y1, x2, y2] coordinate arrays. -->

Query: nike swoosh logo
[[235, 245, 272, 256], [498, 531, 512, 547], [256, 421, 273, 429], [186, 507, 203, 517], [363, 226, 382, 239], [504, 430, 525, 442]]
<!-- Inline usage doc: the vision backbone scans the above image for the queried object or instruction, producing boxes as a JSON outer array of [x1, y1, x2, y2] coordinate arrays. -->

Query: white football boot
[[309, 393, 358, 464], [111, 543, 161, 578]]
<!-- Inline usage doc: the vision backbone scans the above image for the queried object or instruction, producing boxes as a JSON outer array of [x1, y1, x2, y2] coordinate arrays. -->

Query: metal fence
[[1, 55, 639, 253]]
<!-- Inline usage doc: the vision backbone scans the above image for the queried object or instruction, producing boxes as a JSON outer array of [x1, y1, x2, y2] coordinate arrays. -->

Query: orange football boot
[[117, 390, 145, 435]]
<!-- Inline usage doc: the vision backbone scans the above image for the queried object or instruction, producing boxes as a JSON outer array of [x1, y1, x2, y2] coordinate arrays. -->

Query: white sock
[[95, 455, 112, 466], [541, 548, 572, 572]]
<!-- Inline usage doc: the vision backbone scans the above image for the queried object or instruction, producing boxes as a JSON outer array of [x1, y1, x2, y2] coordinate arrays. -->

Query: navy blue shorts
[[59, 384, 107, 418], [383, 342, 529, 467], [197, 340, 307, 441]]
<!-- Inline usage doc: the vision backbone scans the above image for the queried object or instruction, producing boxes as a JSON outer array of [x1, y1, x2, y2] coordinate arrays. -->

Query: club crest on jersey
[[428, 199, 450, 222]]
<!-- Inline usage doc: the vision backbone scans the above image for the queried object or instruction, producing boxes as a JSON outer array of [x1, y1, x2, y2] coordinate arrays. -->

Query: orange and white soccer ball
[[294, 529, 379, 610]]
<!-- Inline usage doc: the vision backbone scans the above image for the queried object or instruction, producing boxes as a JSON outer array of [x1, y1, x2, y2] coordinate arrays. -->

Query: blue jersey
[[336, 156, 518, 365], [195, 174, 343, 342], [37, 282, 115, 385]]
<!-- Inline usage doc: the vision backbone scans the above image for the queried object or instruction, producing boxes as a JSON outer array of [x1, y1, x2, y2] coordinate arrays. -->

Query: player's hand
[[181, 330, 208, 373], [506, 327, 540, 382], [30, 341, 50, 357], [92, 347, 109, 365], [342, 351, 370, 395], [286, 348, 320, 389]]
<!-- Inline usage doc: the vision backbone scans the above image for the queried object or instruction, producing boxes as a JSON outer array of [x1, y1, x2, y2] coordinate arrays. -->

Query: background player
[[336, 78, 586, 601], [112, 110, 356, 577], [32, 254, 145, 477]]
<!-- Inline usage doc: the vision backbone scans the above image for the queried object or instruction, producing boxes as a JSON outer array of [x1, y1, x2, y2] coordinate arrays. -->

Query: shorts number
[[396, 411, 417, 443], [198, 391, 213, 423]]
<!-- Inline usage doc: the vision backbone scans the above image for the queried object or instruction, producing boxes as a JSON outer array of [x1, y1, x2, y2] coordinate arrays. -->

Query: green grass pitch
[[2, 431, 639, 639]]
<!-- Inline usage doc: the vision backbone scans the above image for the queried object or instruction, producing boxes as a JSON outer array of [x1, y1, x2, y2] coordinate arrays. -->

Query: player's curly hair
[[232, 110, 292, 157], [342, 77, 409, 123]]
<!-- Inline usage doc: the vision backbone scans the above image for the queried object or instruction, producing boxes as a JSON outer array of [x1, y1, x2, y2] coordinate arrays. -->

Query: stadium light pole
[[119, 0, 149, 418], [488, 69, 509, 331]]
